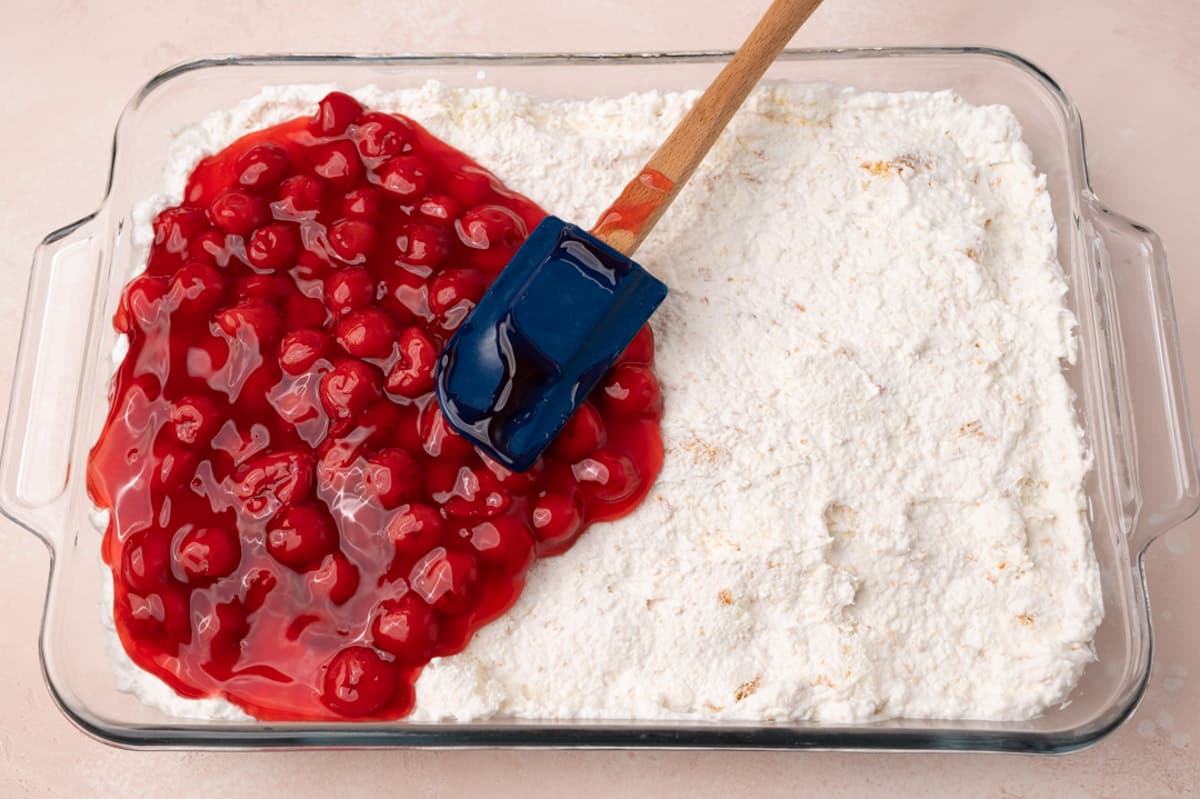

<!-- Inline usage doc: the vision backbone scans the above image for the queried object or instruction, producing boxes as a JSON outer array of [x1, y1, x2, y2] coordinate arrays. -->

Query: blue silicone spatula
[[436, 0, 825, 470]]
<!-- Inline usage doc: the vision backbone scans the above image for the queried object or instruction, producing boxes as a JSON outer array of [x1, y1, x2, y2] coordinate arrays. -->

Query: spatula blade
[[435, 216, 667, 471]]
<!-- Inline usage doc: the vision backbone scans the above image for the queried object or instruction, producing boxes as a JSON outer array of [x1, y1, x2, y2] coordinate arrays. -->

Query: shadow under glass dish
[[0, 48, 1196, 751]]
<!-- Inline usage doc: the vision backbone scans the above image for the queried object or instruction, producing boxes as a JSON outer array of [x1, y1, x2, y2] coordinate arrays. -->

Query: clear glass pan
[[2, 48, 1196, 751]]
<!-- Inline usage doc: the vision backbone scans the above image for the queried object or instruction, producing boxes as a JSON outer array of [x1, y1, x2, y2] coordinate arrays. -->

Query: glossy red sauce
[[592, 168, 675, 240], [86, 92, 664, 721]]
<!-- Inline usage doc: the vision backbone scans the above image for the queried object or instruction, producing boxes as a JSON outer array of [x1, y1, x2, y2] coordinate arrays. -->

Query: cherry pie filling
[[87, 92, 664, 720]]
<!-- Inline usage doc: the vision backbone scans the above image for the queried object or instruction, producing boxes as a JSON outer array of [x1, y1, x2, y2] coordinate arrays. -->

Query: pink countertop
[[1, 0, 1196, 795]]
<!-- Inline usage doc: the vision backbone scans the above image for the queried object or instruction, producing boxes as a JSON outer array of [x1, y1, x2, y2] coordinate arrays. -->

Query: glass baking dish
[[1, 48, 1196, 752]]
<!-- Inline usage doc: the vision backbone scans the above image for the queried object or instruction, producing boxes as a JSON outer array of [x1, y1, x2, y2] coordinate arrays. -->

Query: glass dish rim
[[9, 45, 1192, 752]]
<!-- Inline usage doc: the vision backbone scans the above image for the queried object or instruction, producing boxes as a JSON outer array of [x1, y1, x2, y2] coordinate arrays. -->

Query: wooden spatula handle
[[591, 0, 825, 255]]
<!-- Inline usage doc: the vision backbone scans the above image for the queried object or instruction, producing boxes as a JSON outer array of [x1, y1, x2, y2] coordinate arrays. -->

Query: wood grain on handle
[[591, 0, 825, 255]]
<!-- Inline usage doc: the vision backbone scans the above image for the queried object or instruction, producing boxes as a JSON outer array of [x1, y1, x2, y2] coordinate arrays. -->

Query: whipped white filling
[[110, 81, 1101, 723]]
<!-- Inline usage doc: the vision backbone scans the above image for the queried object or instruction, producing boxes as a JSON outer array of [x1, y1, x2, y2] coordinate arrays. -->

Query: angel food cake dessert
[[87, 82, 1102, 723]]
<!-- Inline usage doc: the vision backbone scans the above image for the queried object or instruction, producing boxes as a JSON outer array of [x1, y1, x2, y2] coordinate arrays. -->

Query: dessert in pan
[[90, 77, 1099, 723]]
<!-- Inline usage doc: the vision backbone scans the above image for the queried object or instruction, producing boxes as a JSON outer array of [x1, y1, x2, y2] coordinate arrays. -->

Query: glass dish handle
[[0, 214, 102, 552], [1089, 197, 1200, 549]]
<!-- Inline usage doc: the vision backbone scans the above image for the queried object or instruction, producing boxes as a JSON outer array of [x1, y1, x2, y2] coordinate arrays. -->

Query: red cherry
[[617, 324, 655, 365], [234, 449, 316, 513], [386, 503, 445, 559], [310, 91, 362, 136], [468, 516, 534, 576], [174, 525, 241, 584], [372, 594, 438, 663], [279, 329, 333, 375], [352, 400, 405, 450], [549, 401, 606, 462], [123, 585, 191, 645], [246, 223, 300, 271], [363, 448, 423, 509], [215, 298, 282, 343], [335, 308, 396, 359], [380, 269, 429, 323], [275, 174, 326, 216], [446, 168, 496, 207], [601, 363, 663, 416], [354, 112, 412, 158], [153, 442, 199, 490], [340, 187, 384, 220], [480, 454, 545, 493], [295, 249, 333, 281], [377, 155, 430, 200], [409, 547, 479, 614], [265, 504, 337, 571], [235, 143, 291, 190], [121, 531, 172, 594], [185, 229, 231, 265], [286, 293, 329, 329], [419, 403, 477, 460], [314, 436, 361, 494], [416, 194, 461, 225], [459, 204, 527, 271], [323, 266, 375, 315], [169, 261, 227, 316], [424, 459, 469, 501], [241, 364, 288, 417], [428, 269, 487, 322], [153, 206, 209, 254], [393, 403, 424, 452], [529, 489, 584, 553], [572, 450, 641, 504], [458, 204, 526, 250], [396, 221, 450, 268], [442, 465, 511, 520], [310, 551, 360, 606], [308, 139, 364, 188], [208, 189, 268, 235], [117, 274, 170, 333], [168, 394, 223, 446], [385, 326, 437, 397], [321, 645, 396, 717], [319, 359, 383, 421], [328, 218, 378, 264]]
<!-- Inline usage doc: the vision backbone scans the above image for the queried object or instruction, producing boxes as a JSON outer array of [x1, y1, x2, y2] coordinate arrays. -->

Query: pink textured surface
[[1, 0, 1196, 795]]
